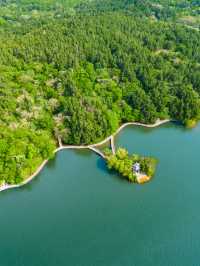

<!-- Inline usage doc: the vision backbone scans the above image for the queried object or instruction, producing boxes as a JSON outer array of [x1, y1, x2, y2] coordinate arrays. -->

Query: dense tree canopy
[[107, 148, 157, 182], [0, 0, 200, 184]]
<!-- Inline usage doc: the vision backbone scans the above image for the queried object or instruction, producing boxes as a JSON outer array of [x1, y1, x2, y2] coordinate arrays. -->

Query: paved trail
[[0, 119, 171, 192]]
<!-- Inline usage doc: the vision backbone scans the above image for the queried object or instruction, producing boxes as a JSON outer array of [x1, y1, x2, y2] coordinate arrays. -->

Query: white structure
[[133, 162, 140, 173]]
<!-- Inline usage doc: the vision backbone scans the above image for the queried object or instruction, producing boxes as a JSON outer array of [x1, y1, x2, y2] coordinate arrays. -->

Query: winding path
[[0, 119, 171, 193]]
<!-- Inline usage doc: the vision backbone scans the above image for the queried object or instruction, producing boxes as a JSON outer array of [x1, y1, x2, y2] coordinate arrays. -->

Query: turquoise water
[[1, 122, 200, 266]]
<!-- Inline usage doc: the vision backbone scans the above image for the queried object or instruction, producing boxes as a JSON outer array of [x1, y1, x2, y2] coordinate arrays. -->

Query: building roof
[[133, 162, 140, 172]]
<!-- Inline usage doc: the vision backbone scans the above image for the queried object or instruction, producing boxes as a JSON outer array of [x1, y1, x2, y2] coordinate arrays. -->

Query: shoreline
[[0, 119, 171, 193]]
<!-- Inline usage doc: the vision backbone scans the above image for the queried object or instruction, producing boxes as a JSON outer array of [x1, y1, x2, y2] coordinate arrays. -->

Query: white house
[[133, 162, 140, 173]]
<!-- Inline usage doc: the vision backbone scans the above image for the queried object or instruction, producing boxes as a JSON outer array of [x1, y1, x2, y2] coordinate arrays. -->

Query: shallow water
[[1, 122, 200, 266]]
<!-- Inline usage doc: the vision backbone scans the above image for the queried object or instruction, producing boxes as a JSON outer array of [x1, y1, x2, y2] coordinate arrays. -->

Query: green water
[[1, 122, 200, 266]]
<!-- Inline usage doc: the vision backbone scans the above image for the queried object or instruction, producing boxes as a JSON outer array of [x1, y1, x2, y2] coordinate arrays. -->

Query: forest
[[0, 0, 200, 184]]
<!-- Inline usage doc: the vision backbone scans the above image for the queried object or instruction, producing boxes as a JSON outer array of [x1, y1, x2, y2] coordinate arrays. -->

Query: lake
[[1, 122, 200, 266]]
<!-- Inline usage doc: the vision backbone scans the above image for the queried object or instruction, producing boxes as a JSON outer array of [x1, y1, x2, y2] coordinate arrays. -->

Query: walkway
[[0, 119, 171, 192], [110, 136, 115, 154]]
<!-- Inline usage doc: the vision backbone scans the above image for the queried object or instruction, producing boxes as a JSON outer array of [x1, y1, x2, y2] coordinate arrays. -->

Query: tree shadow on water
[[96, 158, 108, 174], [46, 156, 57, 169], [96, 158, 127, 184]]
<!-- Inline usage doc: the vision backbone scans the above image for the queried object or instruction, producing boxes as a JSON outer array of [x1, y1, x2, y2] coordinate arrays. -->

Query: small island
[[105, 148, 157, 184]]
